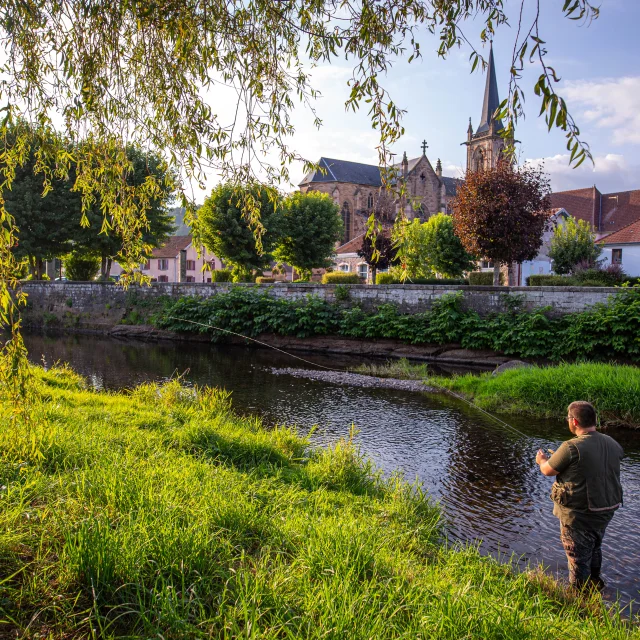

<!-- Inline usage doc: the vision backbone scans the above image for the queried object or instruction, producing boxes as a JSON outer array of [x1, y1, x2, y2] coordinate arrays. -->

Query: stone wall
[[19, 282, 623, 331]]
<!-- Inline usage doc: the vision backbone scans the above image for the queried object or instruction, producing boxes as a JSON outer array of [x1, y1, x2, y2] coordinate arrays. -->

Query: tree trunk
[[36, 258, 44, 280], [371, 266, 377, 285], [105, 258, 112, 279], [28, 256, 36, 279], [493, 263, 501, 286], [101, 255, 108, 279], [508, 263, 517, 286]]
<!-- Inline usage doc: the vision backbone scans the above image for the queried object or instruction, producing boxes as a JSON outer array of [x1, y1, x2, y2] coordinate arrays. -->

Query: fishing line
[[166, 315, 538, 442]]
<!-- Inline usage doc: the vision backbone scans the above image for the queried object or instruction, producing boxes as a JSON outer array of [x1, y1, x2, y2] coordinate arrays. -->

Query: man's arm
[[536, 450, 560, 477]]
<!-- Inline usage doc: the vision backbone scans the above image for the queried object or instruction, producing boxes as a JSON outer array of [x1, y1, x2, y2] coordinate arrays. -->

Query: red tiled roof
[[599, 189, 640, 235], [152, 235, 192, 258], [549, 187, 598, 228], [601, 218, 640, 245], [550, 186, 640, 235], [336, 234, 365, 254]]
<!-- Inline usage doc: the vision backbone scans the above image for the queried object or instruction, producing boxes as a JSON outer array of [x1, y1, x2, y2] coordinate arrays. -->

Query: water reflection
[[24, 332, 640, 605]]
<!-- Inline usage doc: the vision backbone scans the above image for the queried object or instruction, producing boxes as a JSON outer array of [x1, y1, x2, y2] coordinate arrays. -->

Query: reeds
[[0, 367, 636, 637]]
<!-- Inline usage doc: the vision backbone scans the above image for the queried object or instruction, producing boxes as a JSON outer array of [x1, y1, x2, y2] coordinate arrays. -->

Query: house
[[600, 219, 640, 276], [111, 235, 222, 283], [334, 234, 370, 281], [549, 186, 640, 276]]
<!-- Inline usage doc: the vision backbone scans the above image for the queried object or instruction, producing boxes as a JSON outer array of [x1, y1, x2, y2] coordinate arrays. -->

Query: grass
[[353, 360, 640, 427], [0, 367, 638, 638]]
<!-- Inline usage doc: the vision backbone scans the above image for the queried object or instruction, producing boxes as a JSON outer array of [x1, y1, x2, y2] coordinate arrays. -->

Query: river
[[24, 332, 640, 607]]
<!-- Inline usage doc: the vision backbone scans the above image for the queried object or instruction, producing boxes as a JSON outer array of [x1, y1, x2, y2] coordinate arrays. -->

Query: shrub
[[574, 262, 626, 286], [549, 217, 602, 274], [255, 276, 275, 284], [211, 269, 232, 282], [527, 275, 577, 286], [292, 278, 310, 283], [469, 271, 503, 286], [322, 272, 361, 284], [64, 252, 100, 281], [376, 272, 395, 285]]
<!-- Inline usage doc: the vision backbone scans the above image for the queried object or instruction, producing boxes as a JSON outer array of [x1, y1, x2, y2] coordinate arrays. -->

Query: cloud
[[526, 153, 639, 193], [563, 77, 640, 145]]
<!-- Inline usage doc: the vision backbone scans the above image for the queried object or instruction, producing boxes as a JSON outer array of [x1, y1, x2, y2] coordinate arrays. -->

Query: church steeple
[[476, 43, 503, 135]]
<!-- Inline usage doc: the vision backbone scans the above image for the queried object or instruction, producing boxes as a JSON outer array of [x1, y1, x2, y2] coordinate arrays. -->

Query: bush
[[527, 275, 577, 286], [469, 271, 503, 286], [255, 276, 275, 284], [321, 272, 361, 284], [211, 269, 232, 282], [574, 263, 627, 286], [63, 252, 100, 281], [292, 278, 310, 283], [376, 273, 468, 285], [376, 272, 395, 285]]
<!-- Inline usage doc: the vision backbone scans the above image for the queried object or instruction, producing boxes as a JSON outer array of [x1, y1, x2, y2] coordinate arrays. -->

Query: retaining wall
[[19, 282, 622, 331]]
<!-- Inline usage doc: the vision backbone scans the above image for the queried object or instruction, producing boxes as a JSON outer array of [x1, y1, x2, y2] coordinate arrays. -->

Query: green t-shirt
[[548, 431, 624, 529]]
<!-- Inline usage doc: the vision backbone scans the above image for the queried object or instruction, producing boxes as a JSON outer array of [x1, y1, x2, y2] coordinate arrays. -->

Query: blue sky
[[277, 0, 640, 194]]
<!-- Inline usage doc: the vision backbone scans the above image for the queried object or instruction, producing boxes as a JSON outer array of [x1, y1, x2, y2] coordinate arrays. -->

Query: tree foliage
[[548, 217, 602, 275], [63, 251, 101, 282], [273, 192, 342, 280], [422, 213, 475, 278], [452, 163, 551, 284], [391, 219, 435, 281], [198, 184, 282, 280]]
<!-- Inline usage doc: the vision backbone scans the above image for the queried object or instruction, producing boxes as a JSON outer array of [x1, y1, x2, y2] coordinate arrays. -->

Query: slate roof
[[441, 176, 463, 197], [601, 218, 640, 245], [476, 45, 504, 135], [152, 235, 192, 258], [300, 158, 382, 187]]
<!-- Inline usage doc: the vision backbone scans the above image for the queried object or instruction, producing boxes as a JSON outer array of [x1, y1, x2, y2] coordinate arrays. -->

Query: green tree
[[4, 142, 82, 279], [63, 251, 101, 281], [548, 217, 602, 275], [392, 219, 434, 281], [274, 192, 342, 281], [198, 184, 282, 280], [452, 163, 551, 285], [77, 147, 176, 279], [422, 213, 475, 278]]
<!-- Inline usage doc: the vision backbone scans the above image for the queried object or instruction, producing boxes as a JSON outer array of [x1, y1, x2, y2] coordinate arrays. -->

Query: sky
[[216, 0, 640, 197]]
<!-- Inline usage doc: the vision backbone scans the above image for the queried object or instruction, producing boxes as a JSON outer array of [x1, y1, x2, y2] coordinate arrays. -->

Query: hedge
[[321, 272, 361, 284], [255, 276, 276, 283], [468, 271, 504, 285], [210, 269, 232, 282]]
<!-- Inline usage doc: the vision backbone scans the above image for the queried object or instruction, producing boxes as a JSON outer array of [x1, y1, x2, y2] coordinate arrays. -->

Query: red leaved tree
[[358, 190, 398, 283], [452, 162, 552, 285]]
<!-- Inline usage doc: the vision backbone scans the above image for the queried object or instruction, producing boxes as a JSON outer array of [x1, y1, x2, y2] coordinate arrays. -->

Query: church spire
[[476, 43, 503, 135]]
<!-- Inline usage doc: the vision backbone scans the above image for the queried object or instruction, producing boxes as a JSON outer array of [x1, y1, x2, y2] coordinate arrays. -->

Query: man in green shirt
[[536, 401, 624, 590]]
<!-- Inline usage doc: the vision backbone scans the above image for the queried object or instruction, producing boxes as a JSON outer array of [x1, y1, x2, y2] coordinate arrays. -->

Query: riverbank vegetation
[[1, 367, 637, 638], [157, 286, 640, 362], [353, 361, 640, 427]]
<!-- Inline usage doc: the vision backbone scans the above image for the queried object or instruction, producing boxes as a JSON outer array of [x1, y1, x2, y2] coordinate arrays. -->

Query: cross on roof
[[421, 140, 428, 155]]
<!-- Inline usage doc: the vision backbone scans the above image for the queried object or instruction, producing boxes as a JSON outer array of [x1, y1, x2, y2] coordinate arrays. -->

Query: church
[[299, 45, 509, 245]]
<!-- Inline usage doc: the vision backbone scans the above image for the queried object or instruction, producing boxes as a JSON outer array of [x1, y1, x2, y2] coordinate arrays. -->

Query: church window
[[341, 202, 351, 244], [473, 149, 485, 172], [367, 193, 374, 209]]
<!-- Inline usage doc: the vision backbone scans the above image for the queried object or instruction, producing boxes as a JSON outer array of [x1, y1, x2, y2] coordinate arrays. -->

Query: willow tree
[[0, 0, 600, 407]]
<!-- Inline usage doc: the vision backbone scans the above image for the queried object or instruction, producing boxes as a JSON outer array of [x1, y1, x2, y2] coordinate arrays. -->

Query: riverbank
[[1, 367, 636, 638], [353, 361, 640, 428]]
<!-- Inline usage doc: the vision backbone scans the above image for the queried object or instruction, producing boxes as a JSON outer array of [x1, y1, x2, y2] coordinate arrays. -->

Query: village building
[[111, 236, 221, 283]]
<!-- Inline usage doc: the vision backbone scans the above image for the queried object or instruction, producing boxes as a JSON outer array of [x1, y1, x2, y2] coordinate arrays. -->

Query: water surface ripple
[[25, 332, 640, 606]]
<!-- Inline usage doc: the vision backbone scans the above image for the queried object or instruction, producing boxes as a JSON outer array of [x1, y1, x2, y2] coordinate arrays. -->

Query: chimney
[[436, 159, 442, 178]]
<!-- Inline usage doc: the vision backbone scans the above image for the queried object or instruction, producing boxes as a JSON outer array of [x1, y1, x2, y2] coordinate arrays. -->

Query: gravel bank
[[270, 367, 438, 392]]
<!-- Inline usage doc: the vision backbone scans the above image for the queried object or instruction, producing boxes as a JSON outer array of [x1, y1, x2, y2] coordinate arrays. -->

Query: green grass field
[[354, 361, 640, 428], [0, 367, 637, 638]]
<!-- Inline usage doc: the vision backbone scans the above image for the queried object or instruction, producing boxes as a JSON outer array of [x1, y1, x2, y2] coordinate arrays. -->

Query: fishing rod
[[166, 315, 554, 446]]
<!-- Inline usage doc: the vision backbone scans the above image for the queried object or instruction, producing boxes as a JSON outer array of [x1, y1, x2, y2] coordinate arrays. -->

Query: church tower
[[464, 44, 510, 172]]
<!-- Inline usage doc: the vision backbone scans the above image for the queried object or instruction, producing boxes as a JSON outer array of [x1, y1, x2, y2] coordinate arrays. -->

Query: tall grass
[[434, 362, 640, 427], [0, 367, 637, 638], [353, 360, 640, 427]]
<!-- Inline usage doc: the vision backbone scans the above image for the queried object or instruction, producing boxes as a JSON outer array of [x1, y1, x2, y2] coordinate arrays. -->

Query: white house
[[600, 219, 640, 277]]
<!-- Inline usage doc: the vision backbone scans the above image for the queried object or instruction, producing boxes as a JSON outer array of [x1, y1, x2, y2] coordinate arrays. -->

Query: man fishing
[[536, 401, 624, 591]]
